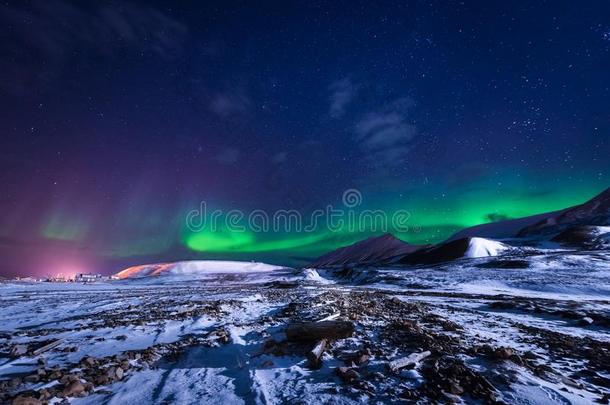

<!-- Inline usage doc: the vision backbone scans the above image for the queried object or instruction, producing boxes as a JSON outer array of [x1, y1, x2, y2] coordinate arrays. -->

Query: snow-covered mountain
[[400, 237, 511, 265], [518, 188, 610, 236], [115, 260, 287, 279], [310, 233, 427, 267]]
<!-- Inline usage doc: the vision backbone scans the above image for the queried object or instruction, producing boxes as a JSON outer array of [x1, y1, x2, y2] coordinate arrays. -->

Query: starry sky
[[1, 0, 609, 277]]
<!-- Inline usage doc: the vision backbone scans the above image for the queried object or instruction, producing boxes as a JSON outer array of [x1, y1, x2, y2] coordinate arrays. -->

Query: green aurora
[[26, 177, 607, 264]]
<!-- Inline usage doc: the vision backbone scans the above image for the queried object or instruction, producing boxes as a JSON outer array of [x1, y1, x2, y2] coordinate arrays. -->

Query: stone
[[94, 374, 110, 385], [9, 345, 28, 358], [286, 321, 355, 342], [448, 382, 464, 395], [355, 354, 370, 365], [494, 347, 514, 360], [82, 356, 96, 367], [11, 396, 42, 405], [23, 374, 40, 383], [336, 367, 361, 382], [60, 374, 78, 384], [62, 380, 86, 397]]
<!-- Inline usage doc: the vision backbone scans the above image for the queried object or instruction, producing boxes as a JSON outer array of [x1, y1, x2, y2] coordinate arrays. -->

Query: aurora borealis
[[0, 1, 609, 277]]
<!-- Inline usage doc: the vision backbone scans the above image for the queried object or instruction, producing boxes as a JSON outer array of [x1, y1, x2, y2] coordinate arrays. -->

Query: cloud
[[0, 1, 187, 96], [329, 78, 358, 118], [208, 90, 250, 118], [354, 97, 417, 166], [216, 148, 240, 164]]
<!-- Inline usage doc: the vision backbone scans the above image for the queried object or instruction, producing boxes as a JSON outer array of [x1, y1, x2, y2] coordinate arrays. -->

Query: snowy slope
[[115, 260, 287, 279]]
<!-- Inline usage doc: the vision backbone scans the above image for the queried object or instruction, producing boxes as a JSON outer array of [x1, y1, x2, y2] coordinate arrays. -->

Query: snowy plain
[[1, 252, 609, 404]]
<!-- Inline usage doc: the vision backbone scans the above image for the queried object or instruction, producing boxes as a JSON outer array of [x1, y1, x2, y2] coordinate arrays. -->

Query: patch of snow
[[464, 237, 509, 258], [302, 268, 333, 284]]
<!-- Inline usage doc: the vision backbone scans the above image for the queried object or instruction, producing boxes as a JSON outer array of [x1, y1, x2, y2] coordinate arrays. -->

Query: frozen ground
[[1, 251, 609, 404]]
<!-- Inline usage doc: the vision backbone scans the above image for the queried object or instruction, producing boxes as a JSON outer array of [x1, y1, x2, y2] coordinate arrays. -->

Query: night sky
[[1, 1, 609, 277]]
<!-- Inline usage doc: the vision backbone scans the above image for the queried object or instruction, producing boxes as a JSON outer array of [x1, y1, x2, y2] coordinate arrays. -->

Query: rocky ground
[[1, 261, 609, 404]]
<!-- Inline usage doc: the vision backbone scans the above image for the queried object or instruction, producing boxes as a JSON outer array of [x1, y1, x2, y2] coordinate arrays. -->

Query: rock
[[62, 380, 86, 397], [59, 374, 79, 384], [9, 344, 28, 358], [509, 354, 523, 366], [307, 339, 327, 369], [94, 374, 110, 385], [11, 396, 42, 405], [23, 374, 40, 383], [523, 351, 539, 360], [448, 382, 464, 395], [336, 366, 361, 382], [493, 347, 514, 360], [355, 353, 370, 365], [9, 377, 22, 388], [38, 389, 52, 400], [355, 380, 376, 393], [32, 339, 63, 356], [286, 321, 355, 342], [106, 366, 123, 380], [388, 351, 431, 372], [82, 356, 96, 367], [369, 371, 385, 381], [36, 358, 47, 367], [115, 335, 127, 341]]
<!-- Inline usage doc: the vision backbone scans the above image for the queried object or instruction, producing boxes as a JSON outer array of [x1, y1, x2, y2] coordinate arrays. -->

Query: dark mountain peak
[[518, 187, 610, 236], [310, 233, 426, 268]]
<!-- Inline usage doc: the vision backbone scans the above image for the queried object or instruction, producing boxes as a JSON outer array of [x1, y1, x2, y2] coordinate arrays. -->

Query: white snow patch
[[302, 268, 333, 284], [464, 237, 509, 258]]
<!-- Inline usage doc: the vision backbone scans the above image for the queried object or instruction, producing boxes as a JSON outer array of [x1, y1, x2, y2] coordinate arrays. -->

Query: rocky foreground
[[0, 265, 609, 404]]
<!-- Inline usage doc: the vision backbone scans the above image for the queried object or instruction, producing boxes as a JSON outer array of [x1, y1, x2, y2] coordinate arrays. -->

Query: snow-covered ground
[[1, 252, 609, 404]]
